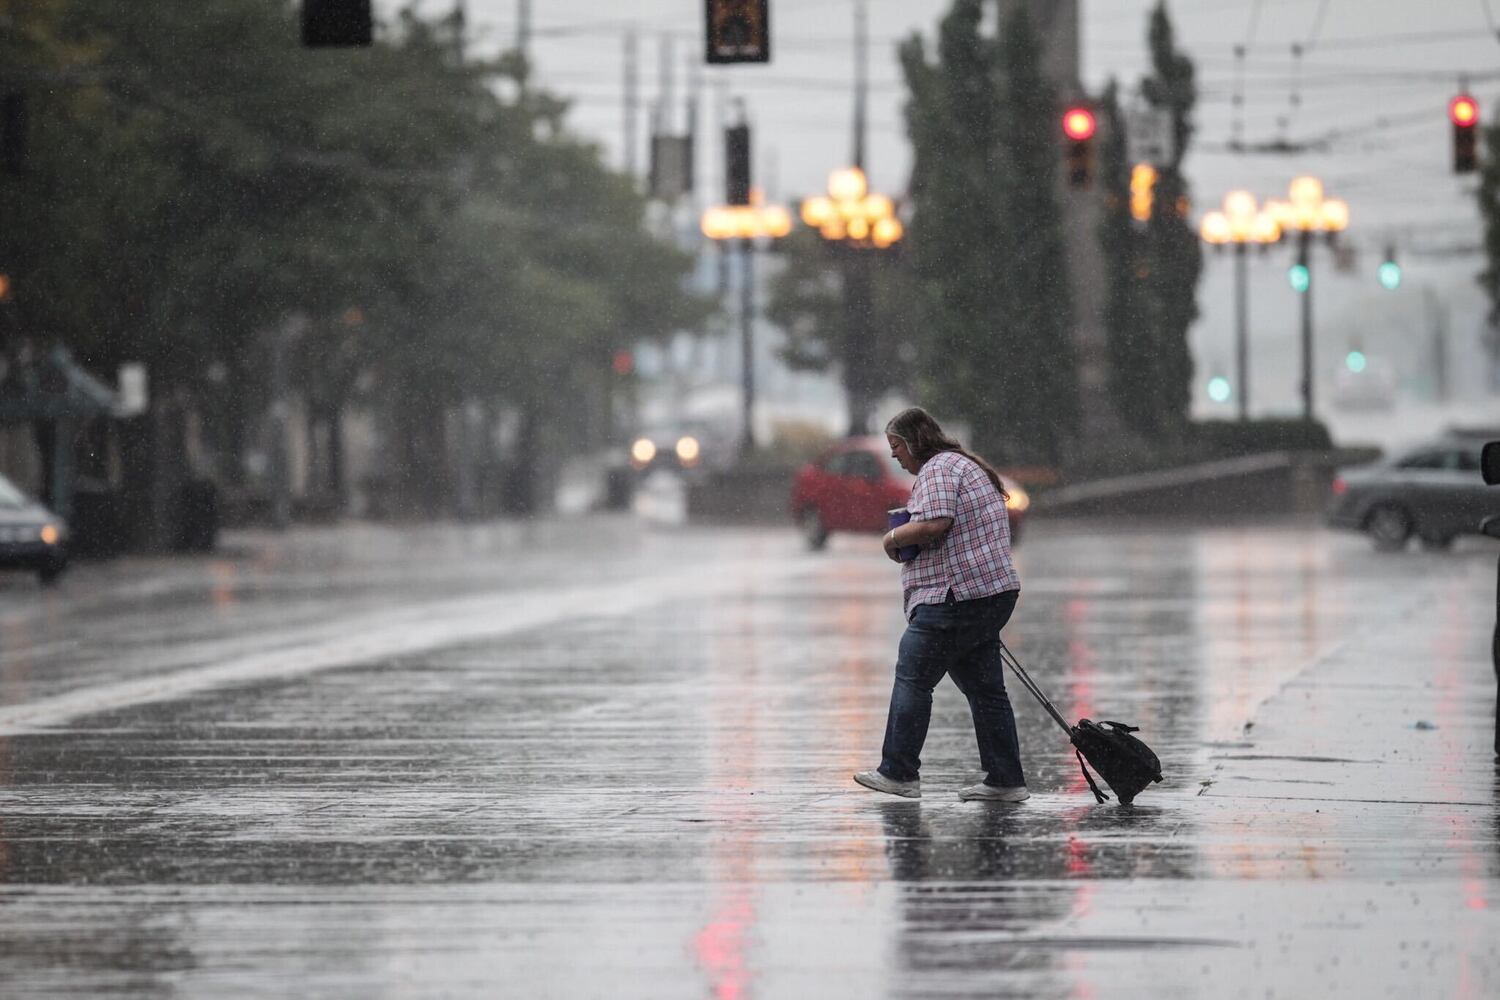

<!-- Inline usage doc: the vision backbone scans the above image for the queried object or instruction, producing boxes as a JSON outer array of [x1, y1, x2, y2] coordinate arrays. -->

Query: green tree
[[1098, 81, 1157, 438], [993, 3, 1076, 462], [1477, 109, 1500, 382], [1137, 0, 1202, 439], [899, 0, 1075, 464], [1, 1, 706, 516], [765, 228, 920, 434]]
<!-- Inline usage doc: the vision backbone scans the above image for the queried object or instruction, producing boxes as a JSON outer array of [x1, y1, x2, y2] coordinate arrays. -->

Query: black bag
[[1068, 719, 1163, 805], [999, 639, 1165, 806]]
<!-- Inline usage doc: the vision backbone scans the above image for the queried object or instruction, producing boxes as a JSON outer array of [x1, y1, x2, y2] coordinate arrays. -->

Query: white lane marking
[[0, 558, 799, 733]]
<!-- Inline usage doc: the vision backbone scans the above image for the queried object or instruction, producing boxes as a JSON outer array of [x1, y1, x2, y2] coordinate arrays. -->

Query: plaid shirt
[[900, 450, 1020, 619]]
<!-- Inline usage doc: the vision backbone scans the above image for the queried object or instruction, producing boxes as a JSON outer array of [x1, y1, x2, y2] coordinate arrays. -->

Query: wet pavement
[[0, 516, 1496, 997]]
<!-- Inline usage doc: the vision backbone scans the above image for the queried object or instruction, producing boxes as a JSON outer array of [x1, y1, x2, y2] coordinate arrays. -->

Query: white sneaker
[[958, 783, 1029, 802], [853, 770, 921, 798]]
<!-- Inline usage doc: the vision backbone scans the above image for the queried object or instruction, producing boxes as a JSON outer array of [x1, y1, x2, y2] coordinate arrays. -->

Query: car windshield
[[0, 475, 30, 510]]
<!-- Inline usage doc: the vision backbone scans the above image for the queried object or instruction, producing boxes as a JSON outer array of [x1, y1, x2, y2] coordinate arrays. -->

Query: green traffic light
[[1288, 264, 1310, 293], [1378, 261, 1402, 290], [1207, 376, 1231, 403], [1346, 350, 1367, 373]]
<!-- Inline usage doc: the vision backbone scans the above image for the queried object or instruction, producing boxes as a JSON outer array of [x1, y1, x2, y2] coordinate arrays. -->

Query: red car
[[789, 436, 1029, 550]]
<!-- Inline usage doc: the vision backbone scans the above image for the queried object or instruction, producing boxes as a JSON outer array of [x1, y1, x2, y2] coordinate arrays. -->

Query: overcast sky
[[427, 1, 1498, 237], [398, 1, 1500, 425]]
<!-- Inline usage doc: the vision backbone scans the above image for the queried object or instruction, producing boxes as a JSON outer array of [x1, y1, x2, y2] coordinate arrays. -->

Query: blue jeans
[[879, 590, 1024, 787]]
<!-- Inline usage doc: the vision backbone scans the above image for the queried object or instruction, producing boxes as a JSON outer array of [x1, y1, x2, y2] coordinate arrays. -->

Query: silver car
[[1327, 434, 1500, 551], [0, 473, 69, 584]]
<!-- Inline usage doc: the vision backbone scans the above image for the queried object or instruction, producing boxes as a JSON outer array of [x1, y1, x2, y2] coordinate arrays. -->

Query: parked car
[[790, 436, 1029, 550], [0, 473, 69, 584], [1326, 434, 1500, 550]]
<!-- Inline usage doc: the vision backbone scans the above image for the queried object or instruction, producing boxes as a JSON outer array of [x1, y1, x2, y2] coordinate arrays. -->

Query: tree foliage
[[1099, 82, 1156, 438], [0, 1, 706, 509], [1136, 0, 1202, 439], [765, 228, 921, 434], [1096, 2, 1204, 444], [898, 0, 1075, 465], [1476, 109, 1500, 379]]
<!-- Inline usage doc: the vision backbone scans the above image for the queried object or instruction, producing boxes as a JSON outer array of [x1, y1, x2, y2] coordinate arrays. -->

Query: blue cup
[[887, 508, 921, 562]]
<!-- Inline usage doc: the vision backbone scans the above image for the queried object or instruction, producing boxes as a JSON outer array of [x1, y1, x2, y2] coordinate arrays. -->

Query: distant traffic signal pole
[[1264, 177, 1349, 422], [1199, 191, 1281, 420], [1451, 92, 1480, 174], [701, 132, 792, 455], [1061, 106, 1095, 189]]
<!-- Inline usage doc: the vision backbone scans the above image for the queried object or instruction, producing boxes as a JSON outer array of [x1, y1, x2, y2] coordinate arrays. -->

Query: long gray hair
[[884, 407, 1009, 501]]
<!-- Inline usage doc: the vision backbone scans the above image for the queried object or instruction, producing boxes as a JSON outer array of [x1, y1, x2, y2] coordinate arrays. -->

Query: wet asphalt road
[[0, 515, 1496, 998]]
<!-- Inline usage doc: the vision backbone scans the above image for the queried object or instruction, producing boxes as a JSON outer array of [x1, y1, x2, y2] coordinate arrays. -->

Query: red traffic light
[[1450, 94, 1479, 127], [1062, 107, 1096, 141]]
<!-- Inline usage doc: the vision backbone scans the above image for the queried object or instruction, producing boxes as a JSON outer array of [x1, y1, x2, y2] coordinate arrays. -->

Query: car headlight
[[1005, 486, 1030, 513], [630, 438, 657, 468], [675, 435, 701, 467]]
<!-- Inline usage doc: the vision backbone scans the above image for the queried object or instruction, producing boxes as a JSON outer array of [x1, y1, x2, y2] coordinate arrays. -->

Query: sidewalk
[[1049, 552, 1500, 998]]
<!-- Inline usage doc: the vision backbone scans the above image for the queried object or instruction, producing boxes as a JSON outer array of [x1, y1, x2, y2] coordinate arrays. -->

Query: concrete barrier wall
[[683, 450, 1372, 526]]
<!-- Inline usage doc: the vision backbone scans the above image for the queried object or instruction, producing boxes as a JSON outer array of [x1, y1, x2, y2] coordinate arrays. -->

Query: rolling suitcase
[[999, 638, 1164, 805]]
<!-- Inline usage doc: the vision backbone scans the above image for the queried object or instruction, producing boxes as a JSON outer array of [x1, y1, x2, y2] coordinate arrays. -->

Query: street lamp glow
[[1200, 211, 1231, 245], [828, 166, 868, 203], [701, 202, 792, 242], [1199, 191, 1280, 247], [804, 165, 903, 250], [800, 196, 834, 228], [1321, 198, 1349, 233]]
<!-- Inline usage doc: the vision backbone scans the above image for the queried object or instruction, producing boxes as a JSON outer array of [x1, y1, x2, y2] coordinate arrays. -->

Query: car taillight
[[1331, 477, 1347, 496]]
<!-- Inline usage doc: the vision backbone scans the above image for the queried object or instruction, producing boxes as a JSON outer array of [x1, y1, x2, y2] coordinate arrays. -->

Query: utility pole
[[516, 0, 531, 65], [1234, 242, 1249, 421], [1298, 228, 1314, 420], [657, 34, 675, 137], [1425, 286, 1450, 403], [852, 0, 868, 171], [843, 0, 875, 435], [623, 28, 639, 182]]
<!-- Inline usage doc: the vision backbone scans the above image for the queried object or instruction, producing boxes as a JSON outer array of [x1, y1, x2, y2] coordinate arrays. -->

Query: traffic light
[[1207, 376, 1231, 404], [725, 124, 751, 205], [1345, 349, 1367, 373], [705, 0, 770, 65], [1451, 93, 1479, 174], [1378, 246, 1401, 290], [1288, 263, 1310, 293], [303, 0, 372, 47], [1, 92, 26, 174], [1062, 106, 1095, 189]]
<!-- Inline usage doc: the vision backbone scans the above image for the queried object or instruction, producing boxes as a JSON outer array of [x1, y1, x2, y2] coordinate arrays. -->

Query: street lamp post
[[1200, 191, 1281, 420], [701, 195, 792, 453], [1266, 177, 1349, 421], [799, 166, 904, 435]]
